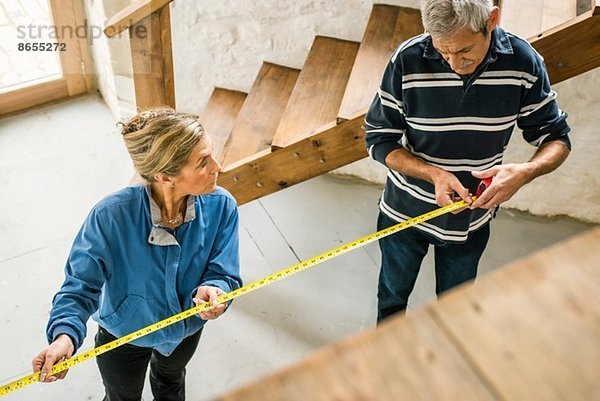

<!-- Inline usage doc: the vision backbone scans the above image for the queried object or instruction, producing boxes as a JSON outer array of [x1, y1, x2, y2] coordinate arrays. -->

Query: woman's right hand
[[31, 334, 75, 383]]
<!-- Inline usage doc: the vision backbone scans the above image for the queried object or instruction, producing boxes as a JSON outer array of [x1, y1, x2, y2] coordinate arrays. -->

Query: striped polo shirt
[[365, 27, 571, 243]]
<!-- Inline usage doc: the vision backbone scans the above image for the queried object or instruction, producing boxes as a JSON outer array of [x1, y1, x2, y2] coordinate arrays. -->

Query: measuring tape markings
[[0, 197, 475, 397]]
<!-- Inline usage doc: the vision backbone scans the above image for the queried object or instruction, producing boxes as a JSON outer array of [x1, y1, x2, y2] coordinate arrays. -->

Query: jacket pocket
[[100, 295, 143, 327]]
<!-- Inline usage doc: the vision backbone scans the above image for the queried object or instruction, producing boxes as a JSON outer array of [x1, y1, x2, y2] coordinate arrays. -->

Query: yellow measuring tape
[[0, 198, 474, 397]]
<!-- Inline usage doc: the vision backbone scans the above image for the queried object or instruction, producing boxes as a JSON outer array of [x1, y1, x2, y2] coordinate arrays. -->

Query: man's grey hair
[[421, 0, 494, 38]]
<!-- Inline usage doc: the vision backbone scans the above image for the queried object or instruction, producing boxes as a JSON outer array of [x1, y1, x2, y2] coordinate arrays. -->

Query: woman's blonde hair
[[119, 107, 205, 182]]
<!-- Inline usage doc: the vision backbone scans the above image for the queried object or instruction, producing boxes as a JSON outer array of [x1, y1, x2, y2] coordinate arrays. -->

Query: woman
[[32, 107, 242, 401]]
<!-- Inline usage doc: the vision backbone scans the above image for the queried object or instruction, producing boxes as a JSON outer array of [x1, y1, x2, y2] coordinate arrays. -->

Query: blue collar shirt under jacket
[[46, 185, 242, 356], [365, 27, 571, 243]]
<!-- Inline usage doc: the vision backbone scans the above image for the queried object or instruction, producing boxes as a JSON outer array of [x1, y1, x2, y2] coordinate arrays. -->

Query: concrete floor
[[0, 95, 594, 400]]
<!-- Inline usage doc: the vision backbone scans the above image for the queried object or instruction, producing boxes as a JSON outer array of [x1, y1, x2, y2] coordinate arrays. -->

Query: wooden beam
[[130, 5, 175, 109], [530, 3, 600, 84], [0, 79, 69, 116], [219, 115, 367, 206], [104, 0, 173, 38], [52, 0, 95, 95]]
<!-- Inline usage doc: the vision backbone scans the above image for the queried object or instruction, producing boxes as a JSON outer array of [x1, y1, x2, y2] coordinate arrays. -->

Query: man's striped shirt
[[365, 27, 571, 243]]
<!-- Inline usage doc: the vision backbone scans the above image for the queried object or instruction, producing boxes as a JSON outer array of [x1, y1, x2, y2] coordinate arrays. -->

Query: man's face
[[432, 27, 492, 75]]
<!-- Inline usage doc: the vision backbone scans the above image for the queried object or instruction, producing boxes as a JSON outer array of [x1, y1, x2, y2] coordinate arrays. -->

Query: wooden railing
[[104, 0, 175, 109]]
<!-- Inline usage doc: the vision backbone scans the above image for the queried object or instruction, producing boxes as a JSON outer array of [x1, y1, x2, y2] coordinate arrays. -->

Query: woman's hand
[[31, 334, 75, 383], [193, 286, 228, 320]]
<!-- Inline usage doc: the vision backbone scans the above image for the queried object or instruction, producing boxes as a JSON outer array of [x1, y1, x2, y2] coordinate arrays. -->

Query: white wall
[[93, 0, 600, 223], [502, 69, 600, 223], [170, 0, 376, 114], [84, 0, 135, 118]]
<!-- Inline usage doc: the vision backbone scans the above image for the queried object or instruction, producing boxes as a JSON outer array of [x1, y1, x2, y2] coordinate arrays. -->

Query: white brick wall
[[92, 0, 600, 222], [170, 0, 373, 114]]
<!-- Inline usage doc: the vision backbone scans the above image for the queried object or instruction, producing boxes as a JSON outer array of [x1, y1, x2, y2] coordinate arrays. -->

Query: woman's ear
[[154, 172, 174, 187]]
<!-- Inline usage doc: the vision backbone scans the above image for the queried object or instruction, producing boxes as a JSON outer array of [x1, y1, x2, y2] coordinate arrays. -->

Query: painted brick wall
[[91, 0, 599, 222]]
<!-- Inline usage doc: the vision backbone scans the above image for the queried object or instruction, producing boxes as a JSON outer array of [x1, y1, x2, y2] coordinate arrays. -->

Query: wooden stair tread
[[499, 0, 578, 40], [530, 2, 600, 84], [271, 36, 359, 149], [221, 62, 300, 167], [338, 5, 423, 121], [199, 88, 247, 163]]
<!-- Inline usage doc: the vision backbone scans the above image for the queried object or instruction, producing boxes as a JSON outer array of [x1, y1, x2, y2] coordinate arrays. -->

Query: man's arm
[[471, 140, 570, 209]]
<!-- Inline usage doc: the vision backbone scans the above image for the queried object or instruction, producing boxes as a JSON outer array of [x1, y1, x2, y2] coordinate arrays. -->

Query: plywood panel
[[218, 309, 496, 401], [431, 227, 600, 401]]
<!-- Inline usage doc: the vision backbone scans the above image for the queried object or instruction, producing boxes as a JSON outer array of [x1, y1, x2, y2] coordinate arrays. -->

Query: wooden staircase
[[221, 62, 299, 166], [199, 88, 246, 164], [270, 36, 359, 149], [105, 0, 600, 206]]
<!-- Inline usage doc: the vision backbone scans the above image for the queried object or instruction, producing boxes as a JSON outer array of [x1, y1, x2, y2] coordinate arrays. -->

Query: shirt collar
[[144, 184, 197, 246], [423, 27, 513, 60]]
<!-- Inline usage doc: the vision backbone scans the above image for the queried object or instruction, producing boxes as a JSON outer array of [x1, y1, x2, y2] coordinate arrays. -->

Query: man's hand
[[32, 334, 74, 383], [385, 149, 470, 214], [470, 163, 532, 209], [471, 141, 570, 209], [431, 169, 472, 214], [193, 286, 228, 320]]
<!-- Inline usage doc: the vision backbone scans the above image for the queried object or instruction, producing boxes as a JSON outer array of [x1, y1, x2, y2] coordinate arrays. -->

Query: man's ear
[[489, 6, 500, 32]]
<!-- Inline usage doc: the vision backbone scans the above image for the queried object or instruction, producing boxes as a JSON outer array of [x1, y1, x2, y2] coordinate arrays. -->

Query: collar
[[145, 184, 196, 246], [423, 27, 513, 60]]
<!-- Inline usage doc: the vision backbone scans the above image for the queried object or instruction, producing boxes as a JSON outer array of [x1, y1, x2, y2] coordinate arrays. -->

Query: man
[[365, 0, 571, 321]]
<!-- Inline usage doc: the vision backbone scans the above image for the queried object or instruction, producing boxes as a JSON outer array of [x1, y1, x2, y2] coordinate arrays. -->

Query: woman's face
[[172, 135, 221, 196]]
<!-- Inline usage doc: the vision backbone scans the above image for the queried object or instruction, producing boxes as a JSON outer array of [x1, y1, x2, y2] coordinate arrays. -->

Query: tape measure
[[0, 196, 478, 397]]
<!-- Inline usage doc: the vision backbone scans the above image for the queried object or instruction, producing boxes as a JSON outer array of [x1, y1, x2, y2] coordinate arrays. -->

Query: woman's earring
[[171, 183, 175, 189]]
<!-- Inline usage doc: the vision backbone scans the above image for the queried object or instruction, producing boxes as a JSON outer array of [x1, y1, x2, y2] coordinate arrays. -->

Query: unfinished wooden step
[[271, 36, 359, 149], [199, 87, 247, 163], [500, 0, 577, 39], [338, 5, 423, 122], [220, 62, 300, 167], [530, 2, 600, 84]]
